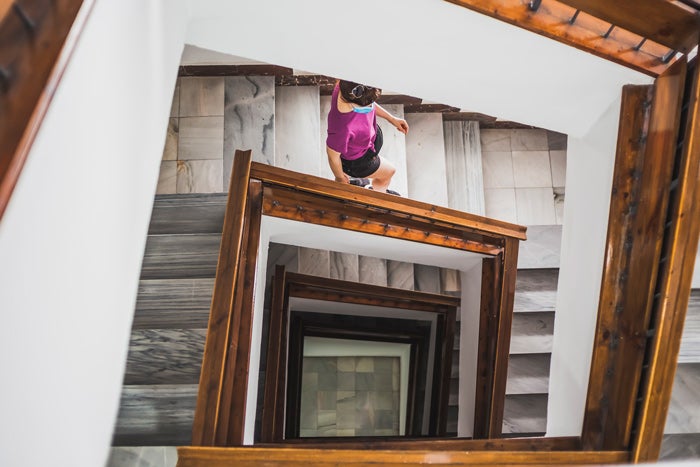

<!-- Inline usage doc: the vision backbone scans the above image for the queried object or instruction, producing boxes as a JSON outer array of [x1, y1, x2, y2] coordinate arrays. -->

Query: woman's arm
[[375, 104, 409, 134], [326, 146, 349, 183]]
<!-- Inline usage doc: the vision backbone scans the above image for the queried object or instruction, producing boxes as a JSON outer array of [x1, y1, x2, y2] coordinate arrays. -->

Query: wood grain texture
[[148, 194, 226, 235], [123, 329, 205, 384], [140, 234, 221, 280], [444, 0, 673, 77], [176, 446, 628, 466], [583, 68, 684, 451], [192, 150, 252, 446], [556, 0, 700, 53], [133, 278, 214, 329], [632, 58, 700, 462], [0, 0, 95, 221]]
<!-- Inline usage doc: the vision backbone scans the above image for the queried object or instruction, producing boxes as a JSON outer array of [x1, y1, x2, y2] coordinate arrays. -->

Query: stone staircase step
[[506, 354, 550, 395], [679, 290, 700, 363], [502, 393, 547, 434], [514, 268, 558, 313], [107, 447, 178, 467], [665, 362, 700, 434], [140, 234, 220, 279], [510, 312, 554, 354], [133, 278, 214, 329], [148, 193, 226, 235], [123, 330, 205, 385], [113, 384, 197, 446], [660, 433, 700, 460], [517, 225, 561, 269]]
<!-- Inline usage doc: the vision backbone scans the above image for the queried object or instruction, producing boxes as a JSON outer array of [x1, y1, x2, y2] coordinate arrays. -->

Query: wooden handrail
[[0, 0, 95, 221]]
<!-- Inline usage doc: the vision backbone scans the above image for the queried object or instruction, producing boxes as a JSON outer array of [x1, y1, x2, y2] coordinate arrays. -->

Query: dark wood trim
[[555, 0, 700, 54], [0, 0, 96, 221], [176, 446, 629, 466], [216, 179, 264, 445], [474, 257, 499, 438], [179, 64, 293, 76], [261, 265, 288, 443], [632, 58, 700, 461], [404, 103, 461, 114], [444, 0, 672, 77], [252, 163, 526, 241], [582, 58, 687, 450], [192, 150, 253, 445]]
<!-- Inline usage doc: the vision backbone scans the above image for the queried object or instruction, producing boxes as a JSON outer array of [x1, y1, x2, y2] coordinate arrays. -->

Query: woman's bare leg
[[369, 157, 396, 193]]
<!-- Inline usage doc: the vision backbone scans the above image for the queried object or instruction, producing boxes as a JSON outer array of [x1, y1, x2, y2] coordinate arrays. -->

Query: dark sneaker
[[349, 177, 370, 187], [387, 189, 401, 196]]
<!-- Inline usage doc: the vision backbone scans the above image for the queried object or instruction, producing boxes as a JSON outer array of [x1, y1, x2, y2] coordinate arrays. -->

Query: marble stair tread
[[510, 312, 554, 354], [123, 329, 205, 385], [678, 290, 700, 363], [514, 268, 558, 313], [133, 278, 214, 329], [113, 384, 197, 446], [107, 447, 178, 467], [148, 193, 226, 235], [502, 394, 547, 434], [665, 362, 700, 434], [505, 354, 550, 395], [517, 225, 562, 269], [660, 433, 700, 460], [141, 234, 220, 279]]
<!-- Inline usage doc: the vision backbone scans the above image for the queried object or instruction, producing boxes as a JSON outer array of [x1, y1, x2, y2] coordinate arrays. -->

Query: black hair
[[339, 80, 381, 107]]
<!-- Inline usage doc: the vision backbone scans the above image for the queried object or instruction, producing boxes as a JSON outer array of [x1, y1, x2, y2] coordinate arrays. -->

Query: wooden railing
[[0, 0, 94, 220]]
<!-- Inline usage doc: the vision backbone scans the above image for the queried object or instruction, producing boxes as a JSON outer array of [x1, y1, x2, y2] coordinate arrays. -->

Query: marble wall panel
[[414, 264, 440, 293], [512, 151, 552, 188], [179, 77, 224, 117], [679, 290, 700, 363], [511, 129, 549, 151], [124, 329, 205, 384], [330, 252, 359, 282], [517, 225, 562, 269], [553, 187, 565, 225], [133, 278, 214, 329], [660, 434, 700, 460], [275, 86, 321, 175], [444, 121, 486, 215], [140, 233, 220, 279], [319, 95, 334, 180], [163, 118, 178, 161], [546, 130, 567, 151], [376, 104, 408, 196], [359, 256, 387, 286], [107, 447, 177, 467], [665, 363, 700, 433], [549, 150, 567, 187], [178, 117, 224, 160], [482, 151, 515, 189], [148, 193, 227, 235], [515, 187, 556, 225], [224, 76, 275, 188], [176, 160, 223, 193], [113, 384, 197, 446], [157, 162, 177, 195], [480, 129, 511, 152], [170, 79, 180, 118], [267, 243, 299, 274], [387, 260, 414, 290], [505, 354, 550, 395], [440, 268, 461, 294], [298, 247, 330, 277], [510, 312, 554, 354], [501, 393, 547, 434], [405, 113, 448, 205], [484, 188, 518, 224]]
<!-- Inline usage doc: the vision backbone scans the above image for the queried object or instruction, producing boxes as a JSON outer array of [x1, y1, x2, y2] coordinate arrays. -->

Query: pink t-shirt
[[326, 84, 377, 160]]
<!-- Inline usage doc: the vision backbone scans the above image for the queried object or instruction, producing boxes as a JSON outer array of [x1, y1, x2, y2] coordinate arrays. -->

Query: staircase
[[108, 67, 700, 465]]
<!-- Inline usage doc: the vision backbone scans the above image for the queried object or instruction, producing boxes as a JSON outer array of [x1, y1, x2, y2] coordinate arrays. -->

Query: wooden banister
[[0, 0, 95, 221]]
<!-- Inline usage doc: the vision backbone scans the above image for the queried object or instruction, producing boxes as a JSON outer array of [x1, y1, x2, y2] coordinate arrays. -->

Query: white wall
[[0, 1, 190, 466], [546, 96, 622, 436], [185, 0, 651, 138]]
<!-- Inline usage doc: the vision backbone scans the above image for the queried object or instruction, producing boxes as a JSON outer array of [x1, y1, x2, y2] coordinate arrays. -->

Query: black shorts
[[341, 125, 384, 178]]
